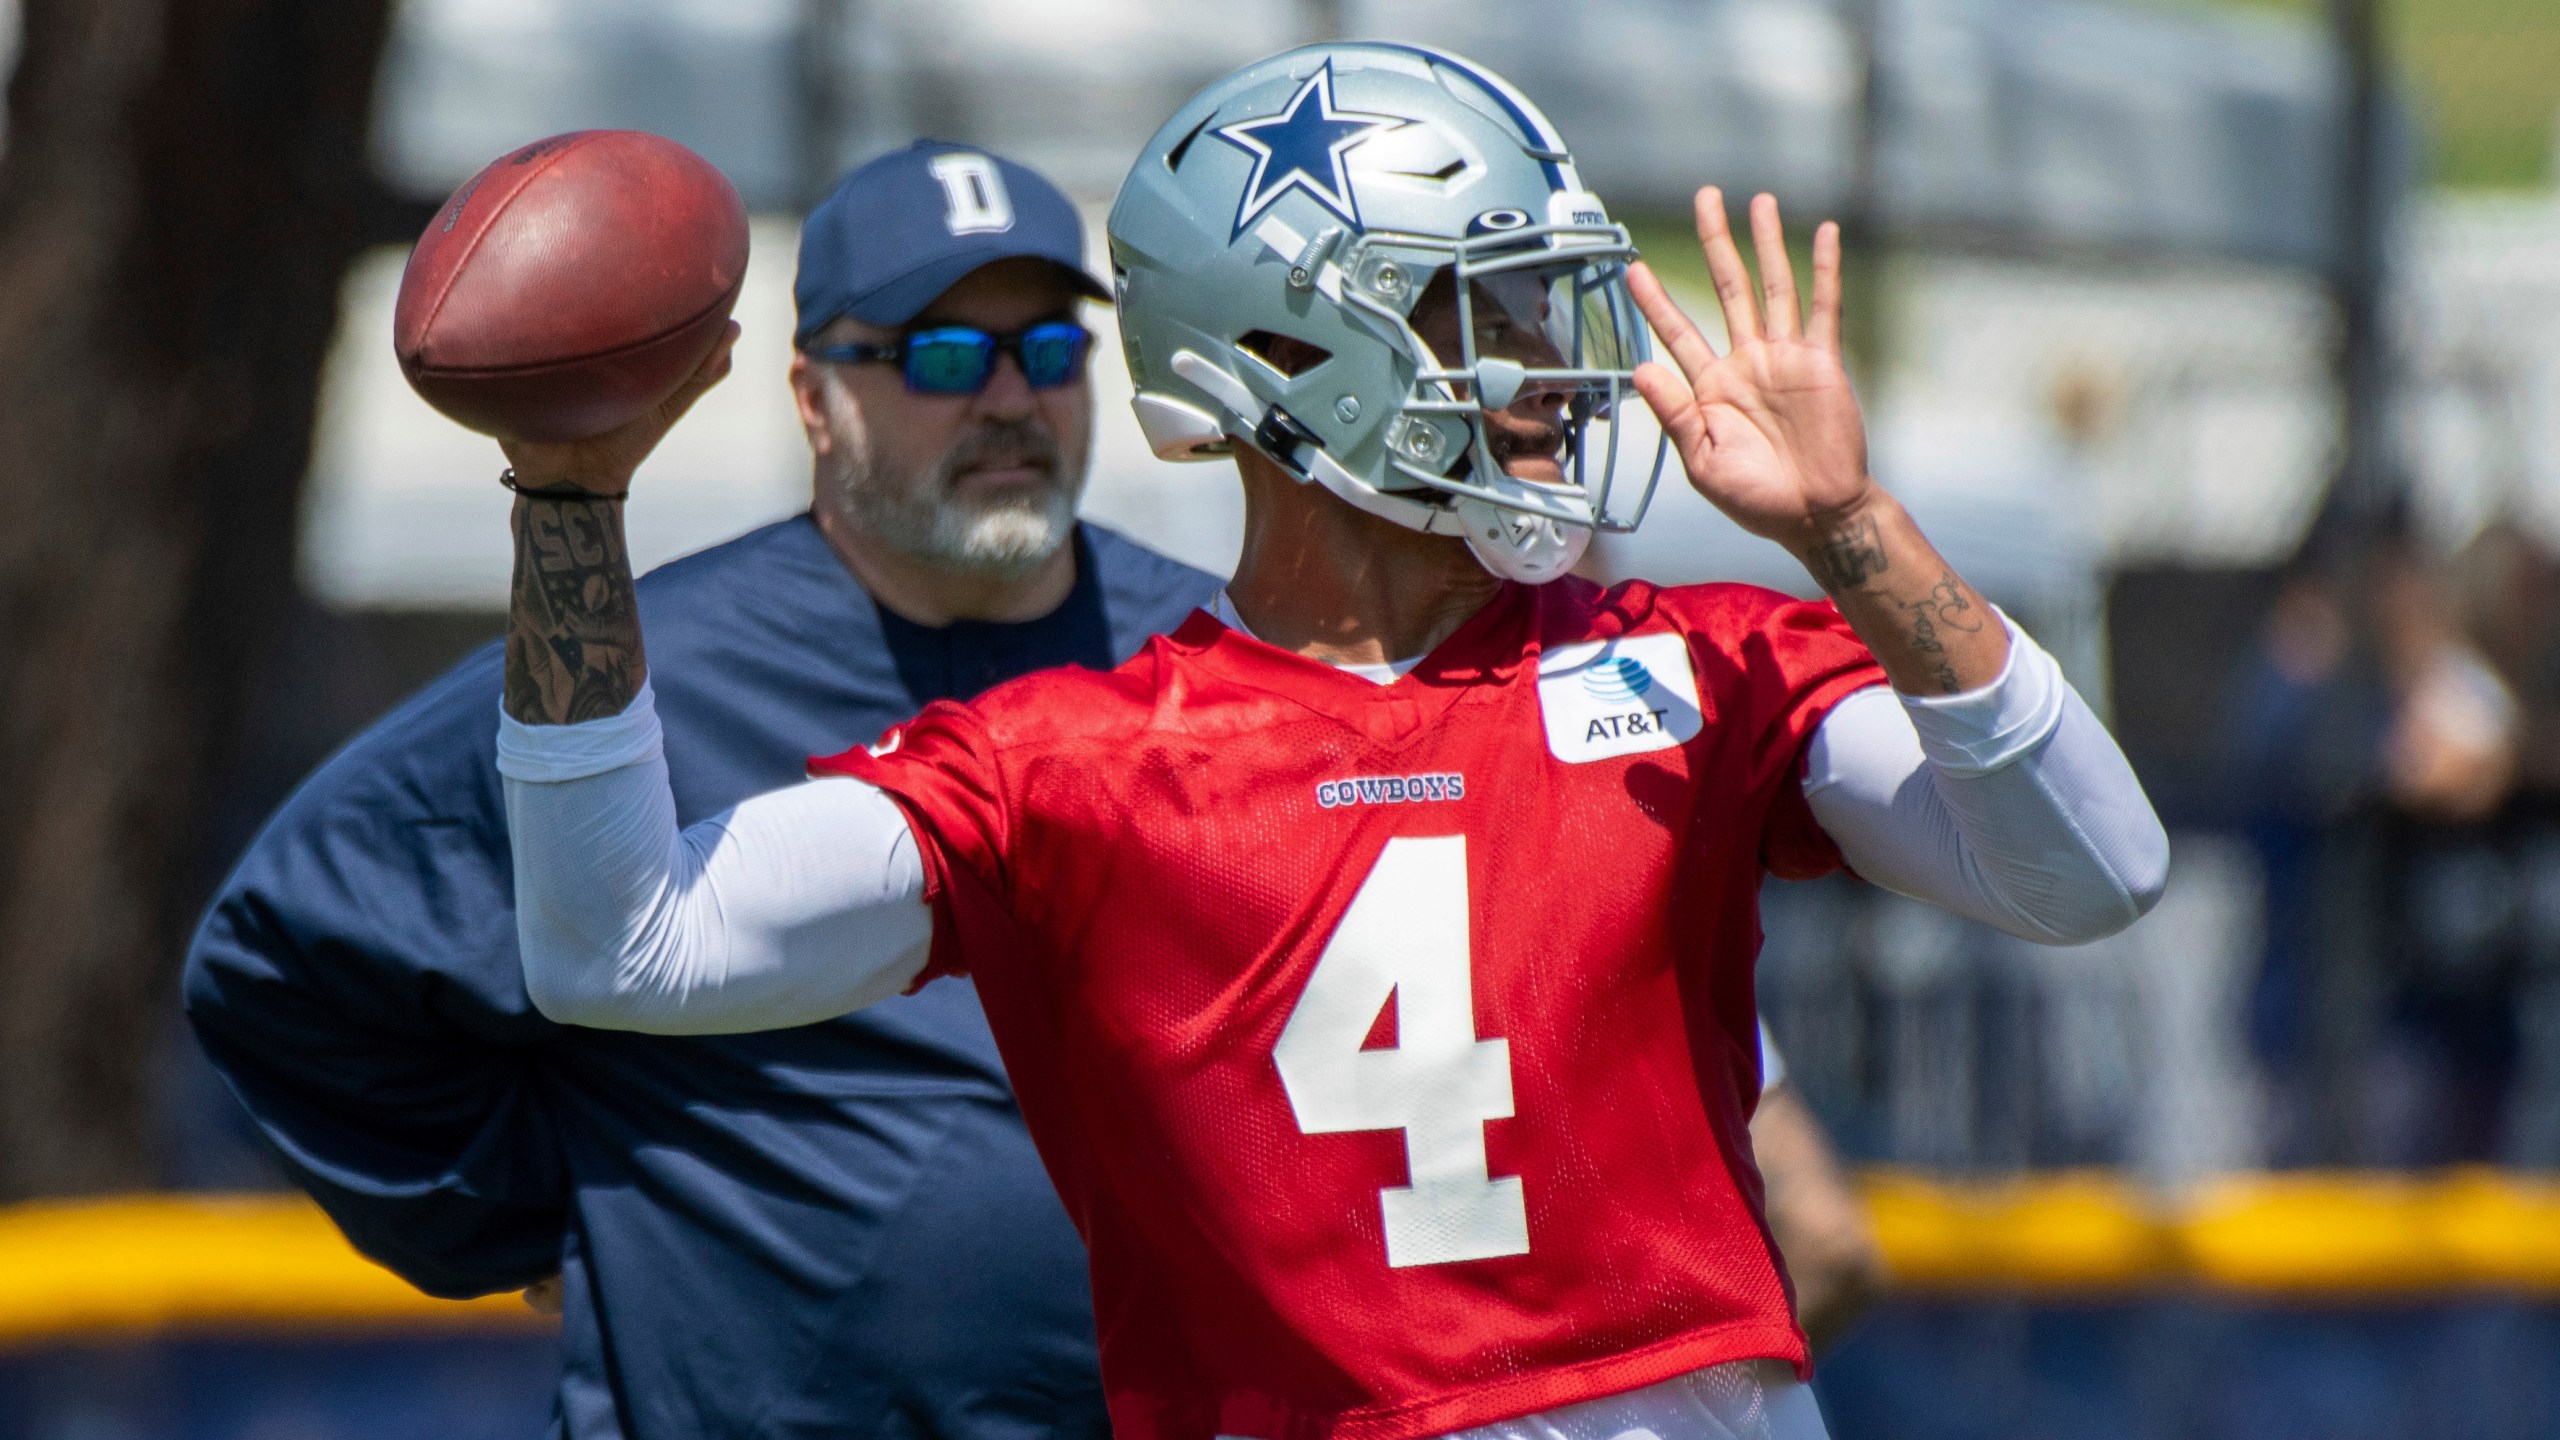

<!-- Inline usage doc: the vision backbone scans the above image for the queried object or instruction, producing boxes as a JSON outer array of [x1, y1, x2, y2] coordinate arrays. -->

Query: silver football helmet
[[1108, 43, 1666, 584]]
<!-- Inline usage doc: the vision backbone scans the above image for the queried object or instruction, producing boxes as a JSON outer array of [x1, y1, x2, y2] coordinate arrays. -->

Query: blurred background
[[4, 0, 2560, 1435]]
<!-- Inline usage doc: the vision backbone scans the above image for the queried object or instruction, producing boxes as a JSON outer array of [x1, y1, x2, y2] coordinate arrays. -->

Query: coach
[[184, 141, 1216, 1440]]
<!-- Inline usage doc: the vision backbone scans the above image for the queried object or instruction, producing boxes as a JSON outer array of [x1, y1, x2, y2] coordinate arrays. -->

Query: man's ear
[[788, 352, 837, 456]]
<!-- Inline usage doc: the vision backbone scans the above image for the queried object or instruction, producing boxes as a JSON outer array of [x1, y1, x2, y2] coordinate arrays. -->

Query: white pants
[[1440, 1361, 1829, 1440]]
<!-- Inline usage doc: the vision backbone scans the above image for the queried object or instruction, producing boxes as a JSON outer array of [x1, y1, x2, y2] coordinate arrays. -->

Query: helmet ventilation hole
[[1164, 116, 1210, 172], [1238, 331, 1332, 378]]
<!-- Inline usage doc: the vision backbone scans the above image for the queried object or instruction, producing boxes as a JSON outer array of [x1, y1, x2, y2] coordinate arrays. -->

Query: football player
[[492, 44, 2165, 1440]]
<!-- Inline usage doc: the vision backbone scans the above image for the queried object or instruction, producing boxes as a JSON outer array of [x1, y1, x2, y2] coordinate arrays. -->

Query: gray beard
[[826, 420, 1086, 579]]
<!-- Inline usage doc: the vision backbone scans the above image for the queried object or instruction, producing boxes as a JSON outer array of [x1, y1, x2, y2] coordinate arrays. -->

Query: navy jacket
[[184, 517, 1219, 1440]]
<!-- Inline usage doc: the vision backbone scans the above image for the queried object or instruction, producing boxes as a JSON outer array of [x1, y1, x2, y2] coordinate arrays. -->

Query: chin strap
[[1459, 498, 1588, 584], [1158, 347, 1585, 583]]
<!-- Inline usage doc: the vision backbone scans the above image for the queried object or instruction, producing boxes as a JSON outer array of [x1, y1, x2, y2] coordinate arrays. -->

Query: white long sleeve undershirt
[[499, 692, 932, 1033], [1801, 622, 2165, 944], [503, 613, 2167, 1034]]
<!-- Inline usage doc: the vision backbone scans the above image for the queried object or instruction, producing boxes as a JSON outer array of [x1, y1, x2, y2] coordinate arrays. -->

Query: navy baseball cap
[[793, 140, 1109, 346]]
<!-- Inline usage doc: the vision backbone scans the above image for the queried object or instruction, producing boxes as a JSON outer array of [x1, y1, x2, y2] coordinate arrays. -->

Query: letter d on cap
[[929, 153, 1016, 236]]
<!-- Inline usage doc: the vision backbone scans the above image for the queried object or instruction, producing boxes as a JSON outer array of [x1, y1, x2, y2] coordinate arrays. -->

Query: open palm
[[1627, 190, 1872, 549]]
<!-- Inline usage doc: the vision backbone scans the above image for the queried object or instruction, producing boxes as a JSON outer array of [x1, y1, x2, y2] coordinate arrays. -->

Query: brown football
[[394, 130, 750, 444]]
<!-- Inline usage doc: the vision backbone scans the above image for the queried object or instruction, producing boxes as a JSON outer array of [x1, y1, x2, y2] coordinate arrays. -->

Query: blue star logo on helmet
[[1215, 63, 1404, 239]]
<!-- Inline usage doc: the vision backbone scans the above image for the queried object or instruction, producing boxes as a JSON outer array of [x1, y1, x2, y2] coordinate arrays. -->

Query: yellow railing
[[0, 1194, 545, 1348], [1863, 1167, 2560, 1294], [8, 1172, 2560, 1348]]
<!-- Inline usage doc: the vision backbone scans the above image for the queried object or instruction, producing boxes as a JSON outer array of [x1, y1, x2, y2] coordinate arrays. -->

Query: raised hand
[[500, 321, 741, 725], [1628, 189, 2008, 695], [1626, 190, 1872, 568]]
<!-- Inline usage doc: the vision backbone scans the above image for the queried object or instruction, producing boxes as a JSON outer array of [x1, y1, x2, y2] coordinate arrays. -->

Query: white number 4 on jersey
[[1273, 835, 1530, 1268]]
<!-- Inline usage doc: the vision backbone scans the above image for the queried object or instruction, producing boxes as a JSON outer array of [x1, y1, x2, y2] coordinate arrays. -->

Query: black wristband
[[501, 468, 628, 502]]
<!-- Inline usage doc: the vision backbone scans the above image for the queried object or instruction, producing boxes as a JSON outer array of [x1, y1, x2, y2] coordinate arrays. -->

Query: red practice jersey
[[812, 577, 1885, 1440]]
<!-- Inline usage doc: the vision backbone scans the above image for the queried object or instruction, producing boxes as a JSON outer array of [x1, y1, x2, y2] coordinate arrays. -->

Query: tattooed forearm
[[1789, 490, 2009, 695], [1802, 513, 1889, 593], [504, 496, 649, 724], [1890, 571, 1989, 694]]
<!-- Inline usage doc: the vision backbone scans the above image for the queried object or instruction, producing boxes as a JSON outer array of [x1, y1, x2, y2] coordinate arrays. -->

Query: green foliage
[[2185, 0, 2560, 189]]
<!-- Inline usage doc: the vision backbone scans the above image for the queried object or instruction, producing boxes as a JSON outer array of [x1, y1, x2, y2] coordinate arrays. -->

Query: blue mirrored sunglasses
[[806, 320, 1093, 395]]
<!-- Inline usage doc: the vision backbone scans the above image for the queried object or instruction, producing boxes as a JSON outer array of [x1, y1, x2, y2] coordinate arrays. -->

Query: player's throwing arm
[[373, 136, 943, 1030], [487, 347, 948, 1032]]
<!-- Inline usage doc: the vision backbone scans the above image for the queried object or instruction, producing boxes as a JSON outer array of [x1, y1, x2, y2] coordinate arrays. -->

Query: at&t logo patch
[[1535, 632, 1704, 763]]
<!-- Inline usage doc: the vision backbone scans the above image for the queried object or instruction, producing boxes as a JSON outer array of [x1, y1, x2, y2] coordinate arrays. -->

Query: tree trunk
[[0, 0, 393, 1198]]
